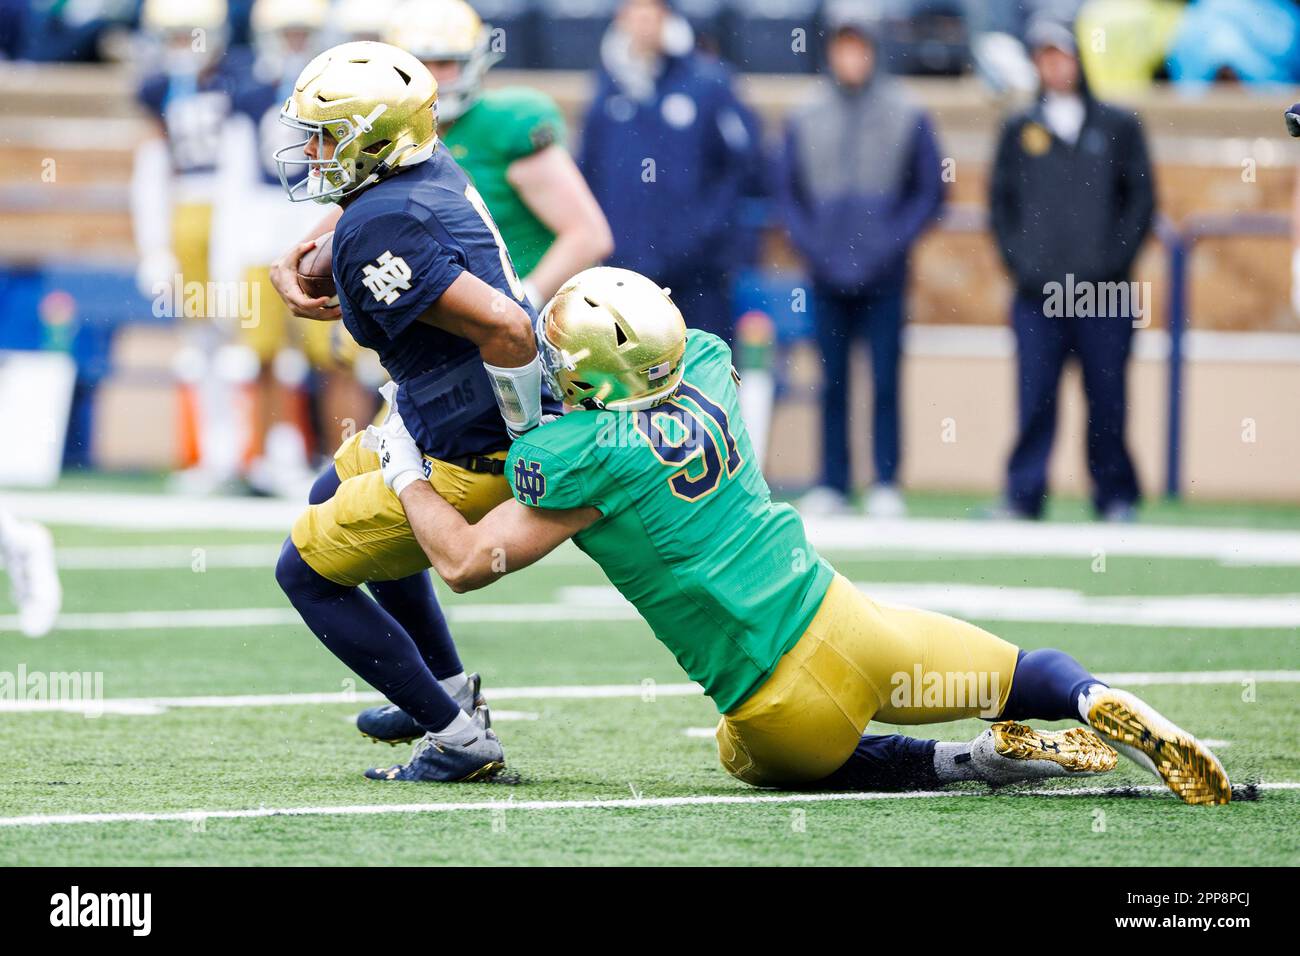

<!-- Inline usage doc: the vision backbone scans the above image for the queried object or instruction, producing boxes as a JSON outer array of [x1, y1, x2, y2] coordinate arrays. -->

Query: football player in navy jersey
[[271, 41, 557, 782], [212, 0, 377, 496]]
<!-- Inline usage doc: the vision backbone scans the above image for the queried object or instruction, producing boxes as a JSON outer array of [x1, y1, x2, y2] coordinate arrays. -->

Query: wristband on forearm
[[483, 354, 543, 436]]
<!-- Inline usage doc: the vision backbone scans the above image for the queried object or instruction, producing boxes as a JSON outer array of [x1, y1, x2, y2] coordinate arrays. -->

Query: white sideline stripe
[[2, 783, 1297, 828], [4, 586, 1300, 633], [47, 544, 599, 571], [55, 545, 280, 570], [0, 673, 1292, 717], [0, 682, 705, 715], [854, 582, 1300, 629], [0, 605, 654, 632], [5, 490, 1300, 564], [801, 517, 1300, 566], [40, 543, 1297, 572], [560, 582, 1300, 629]]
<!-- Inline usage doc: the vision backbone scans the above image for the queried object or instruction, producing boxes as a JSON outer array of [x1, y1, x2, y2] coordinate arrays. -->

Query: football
[[296, 231, 336, 302]]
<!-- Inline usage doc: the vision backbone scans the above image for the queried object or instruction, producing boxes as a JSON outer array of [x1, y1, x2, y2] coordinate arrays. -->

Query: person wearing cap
[[779, 5, 944, 518], [577, 0, 762, 346], [988, 18, 1154, 521]]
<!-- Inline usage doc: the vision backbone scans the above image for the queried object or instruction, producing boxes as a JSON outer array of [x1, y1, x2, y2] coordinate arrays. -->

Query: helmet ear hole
[[613, 323, 628, 347]]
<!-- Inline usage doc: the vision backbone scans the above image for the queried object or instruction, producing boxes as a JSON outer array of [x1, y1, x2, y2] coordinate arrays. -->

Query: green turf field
[[1, 487, 1297, 866]]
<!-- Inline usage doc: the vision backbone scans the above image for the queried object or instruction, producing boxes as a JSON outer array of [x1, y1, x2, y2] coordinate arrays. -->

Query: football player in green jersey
[[385, 0, 613, 310], [366, 267, 1231, 806]]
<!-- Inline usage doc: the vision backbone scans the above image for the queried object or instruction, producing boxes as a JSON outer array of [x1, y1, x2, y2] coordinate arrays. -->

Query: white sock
[[933, 742, 983, 783], [438, 672, 468, 699], [429, 709, 477, 746], [1076, 683, 1108, 722]]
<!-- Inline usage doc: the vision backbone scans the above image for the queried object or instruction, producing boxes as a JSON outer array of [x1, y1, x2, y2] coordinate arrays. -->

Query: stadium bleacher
[[0, 3, 1298, 497]]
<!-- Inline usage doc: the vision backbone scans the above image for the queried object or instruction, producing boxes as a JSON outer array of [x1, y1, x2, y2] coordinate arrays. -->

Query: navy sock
[[275, 538, 460, 732], [307, 464, 463, 680], [1000, 648, 1106, 722], [809, 734, 939, 791], [367, 575, 463, 679]]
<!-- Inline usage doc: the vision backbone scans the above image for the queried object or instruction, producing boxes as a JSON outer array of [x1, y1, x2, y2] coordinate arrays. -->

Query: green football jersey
[[507, 331, 835, 712], [442, 87, 566, 278]]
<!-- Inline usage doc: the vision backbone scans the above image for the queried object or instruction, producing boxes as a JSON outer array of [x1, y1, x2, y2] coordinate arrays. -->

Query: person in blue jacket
[[778, 3, 944, 519], [578, 0, 760, 346]]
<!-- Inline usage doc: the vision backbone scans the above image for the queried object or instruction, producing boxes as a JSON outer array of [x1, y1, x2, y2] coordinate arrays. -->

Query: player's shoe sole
[[365, 759, 505, 783], [1086, 689, 1231, 806], [989, 721, 1119, 775]]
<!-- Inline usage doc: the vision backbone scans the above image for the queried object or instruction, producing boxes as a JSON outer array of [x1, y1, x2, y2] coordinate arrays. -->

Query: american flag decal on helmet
[[647, 361, 672, 381]]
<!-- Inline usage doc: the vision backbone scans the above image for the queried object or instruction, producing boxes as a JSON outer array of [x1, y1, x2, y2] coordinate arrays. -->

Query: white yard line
[[46, 543, 599, 570], [1, 782, 1296, 828], [54, 545, 281, 570], [0, 682, 705, 716], [561, 582, 1300, 629], [854, 582, 1300, 629], [4, 490, 1300, 564], [4, 580, 1300, 634], [0, 673, 1292, 717]]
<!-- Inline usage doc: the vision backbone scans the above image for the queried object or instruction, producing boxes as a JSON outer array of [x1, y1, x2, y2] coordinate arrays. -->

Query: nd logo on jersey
[[514, 459, 546, 505], [362, 251, 413, 305]]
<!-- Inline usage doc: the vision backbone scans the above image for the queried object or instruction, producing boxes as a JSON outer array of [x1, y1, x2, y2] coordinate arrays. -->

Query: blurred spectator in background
[[988, 18, 1153, 522], [132, 0, 246, 494], [12, 0, 135, 62], [391, 0, 613, 309], [211, 0, 347, 497], [781, 3, 943, 518], [1075, 0, 1184, 96], [578, 0, 760, 345], [1167, 0, 1300, 85]]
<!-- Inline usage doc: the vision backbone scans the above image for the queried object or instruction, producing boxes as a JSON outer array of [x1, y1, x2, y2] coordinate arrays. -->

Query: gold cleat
[[1086, 689, 1231, 806], [989, 721, 1119, 774]]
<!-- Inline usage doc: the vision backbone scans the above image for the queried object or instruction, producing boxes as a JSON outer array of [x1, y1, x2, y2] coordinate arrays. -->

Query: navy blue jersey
[[333, 147, 555, 460], [138, 66, 236, 176]]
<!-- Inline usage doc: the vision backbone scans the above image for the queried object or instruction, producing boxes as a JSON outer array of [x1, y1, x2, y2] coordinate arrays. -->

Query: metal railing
[[934, 205, 1292, 500]]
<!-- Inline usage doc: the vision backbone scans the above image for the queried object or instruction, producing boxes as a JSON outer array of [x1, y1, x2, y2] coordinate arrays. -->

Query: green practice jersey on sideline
[[507, 331, 836, 712], [442, 87, 566, 278]]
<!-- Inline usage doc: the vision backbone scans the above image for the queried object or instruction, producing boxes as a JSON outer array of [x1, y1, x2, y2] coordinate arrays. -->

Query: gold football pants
[[716, 574, 1020, 787], [291, 432, 512, 587]]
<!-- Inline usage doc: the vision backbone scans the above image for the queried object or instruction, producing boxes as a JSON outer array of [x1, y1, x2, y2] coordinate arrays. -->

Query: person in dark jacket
[[989, 18, 1154, 521], [578, 0, 760, 346], [779, 4, 944, 518]]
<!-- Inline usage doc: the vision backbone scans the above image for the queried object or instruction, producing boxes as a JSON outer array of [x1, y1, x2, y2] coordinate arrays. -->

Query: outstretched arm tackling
[[369, 408, 598, 592], [397, 482, 599, 593]]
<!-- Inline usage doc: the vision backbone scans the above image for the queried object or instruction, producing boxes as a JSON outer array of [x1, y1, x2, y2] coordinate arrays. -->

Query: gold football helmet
[[142, 0, 227, 33], [385, 0, 501, 122], [275, 41, 438, 203], [142, 0, 228, 73], [335, 0, 398, 42], [250, 0, 328, 80], [537, 268, 687, 411], [251, 0, 327, 36]]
